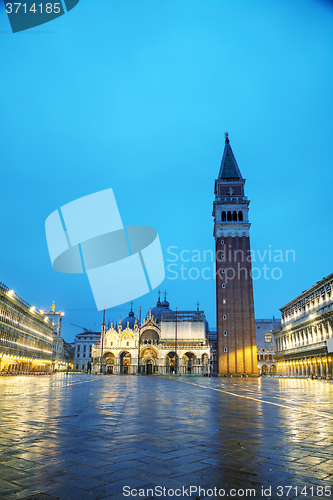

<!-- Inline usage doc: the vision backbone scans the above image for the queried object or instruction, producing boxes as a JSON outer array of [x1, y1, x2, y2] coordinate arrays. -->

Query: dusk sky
[[1, 0, 332, 342]]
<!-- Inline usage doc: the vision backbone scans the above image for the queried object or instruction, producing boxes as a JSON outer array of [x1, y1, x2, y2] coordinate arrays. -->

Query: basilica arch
[[140, 326, 160, 346], [104, 352, 115, 374], [140, 347, 158, 375], [182, 352, 196, 374], [119, 351, 131, 375]]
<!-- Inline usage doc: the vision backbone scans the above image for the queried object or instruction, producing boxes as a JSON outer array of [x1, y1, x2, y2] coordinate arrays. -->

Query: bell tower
[[212, 133, 258, 376]]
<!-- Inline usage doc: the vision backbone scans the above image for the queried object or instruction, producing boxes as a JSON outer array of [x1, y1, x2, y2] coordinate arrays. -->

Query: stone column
[[315, 360, 319, 377]]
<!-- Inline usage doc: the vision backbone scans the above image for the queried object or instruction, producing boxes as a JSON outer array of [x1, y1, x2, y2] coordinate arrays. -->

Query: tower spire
[[218, 134, 243, 180]]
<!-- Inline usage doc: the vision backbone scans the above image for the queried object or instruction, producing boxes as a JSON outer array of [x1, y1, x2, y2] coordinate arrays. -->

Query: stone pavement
[[0, 375, 332, 500]]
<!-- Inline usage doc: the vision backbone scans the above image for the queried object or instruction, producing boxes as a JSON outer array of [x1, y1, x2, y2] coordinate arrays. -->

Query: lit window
[[223, 299, 226, 304], [265, 333, 272, 342], [222, 284, 226, 288], [223, 315, 227, 320]]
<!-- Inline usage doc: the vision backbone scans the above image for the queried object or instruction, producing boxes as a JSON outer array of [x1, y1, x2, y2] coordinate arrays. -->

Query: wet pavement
[[0, 375, 332, 500]]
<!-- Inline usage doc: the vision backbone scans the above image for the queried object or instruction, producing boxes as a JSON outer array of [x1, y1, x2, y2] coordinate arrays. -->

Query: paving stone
[[0, 375, 333, 500], [16, 494, 58, 500], [45, 485, 98, 500]]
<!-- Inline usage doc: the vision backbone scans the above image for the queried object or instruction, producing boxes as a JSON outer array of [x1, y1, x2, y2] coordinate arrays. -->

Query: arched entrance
[[202, 353, 209, 375], [146, 360, 153, 375], [262, 365, 268, 376], [183, 352, 196, 374], [166, 352, 177, 373], [105, 353, 115, 374], [270, 365, 276, 375], [140, 347, 157, 375], [120, 351, 131, 374]]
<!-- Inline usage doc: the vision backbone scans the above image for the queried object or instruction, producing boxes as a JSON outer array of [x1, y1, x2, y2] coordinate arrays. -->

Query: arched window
[[233, 211, 237, 221], [265, 333, 272, 343], [269, 353, 273, 361], [238, 211, 243, 221], [222, 211, 226, 222], [227, 211, 232, 221]]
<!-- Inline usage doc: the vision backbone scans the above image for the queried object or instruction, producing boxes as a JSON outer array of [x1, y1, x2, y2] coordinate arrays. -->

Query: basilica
[[91, 294, 211, 375]]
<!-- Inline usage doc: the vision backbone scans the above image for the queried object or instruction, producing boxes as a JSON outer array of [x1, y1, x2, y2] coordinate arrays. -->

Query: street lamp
[[175, 307, 178, 375], [137, 306, 141, 375], [100, 308, 105, 374]]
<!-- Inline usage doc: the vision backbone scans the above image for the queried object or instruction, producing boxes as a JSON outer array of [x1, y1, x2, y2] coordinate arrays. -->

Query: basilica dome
[[122, 308, 136, 330], [146, 294, 172, 323]]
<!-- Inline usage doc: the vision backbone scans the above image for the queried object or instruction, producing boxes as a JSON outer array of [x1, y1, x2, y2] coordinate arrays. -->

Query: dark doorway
[[147, 362, 153, 375]]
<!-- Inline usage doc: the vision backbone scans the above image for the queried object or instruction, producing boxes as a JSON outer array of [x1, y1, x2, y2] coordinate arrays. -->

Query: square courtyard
[[0, 375, 332, 500]]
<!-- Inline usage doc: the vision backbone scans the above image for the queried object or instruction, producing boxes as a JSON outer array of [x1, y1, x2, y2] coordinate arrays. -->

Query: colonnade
[[276, 355, 332, 378]]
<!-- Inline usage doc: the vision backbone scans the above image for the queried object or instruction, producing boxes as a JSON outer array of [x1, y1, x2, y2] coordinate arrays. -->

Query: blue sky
[[1, 0, 333, 341]]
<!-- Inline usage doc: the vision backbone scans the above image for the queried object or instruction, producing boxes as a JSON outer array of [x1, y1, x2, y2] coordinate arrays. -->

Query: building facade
[[0, 283, 54, 373], [255, 318, 281, 376], [40, 302, 68, 371], [74, 331, 100, 371], [273, 273, 333, 378], [212, 134, 258, 376], [91, 296, 211, 375]]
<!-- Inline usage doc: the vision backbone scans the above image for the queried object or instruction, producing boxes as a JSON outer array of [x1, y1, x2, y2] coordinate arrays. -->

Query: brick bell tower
[[212, 133, 258, 376]]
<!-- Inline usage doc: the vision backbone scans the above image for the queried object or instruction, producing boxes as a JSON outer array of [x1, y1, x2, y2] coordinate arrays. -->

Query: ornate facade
[[255, 318, 280, 376], [212, 134, 258, 376], [0, 282, 54, 373], [273, 273, 333, 378], [91, 296, 211, 375]]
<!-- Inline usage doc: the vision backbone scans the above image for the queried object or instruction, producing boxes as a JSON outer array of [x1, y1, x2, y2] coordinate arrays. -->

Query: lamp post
[[137, 306, 141, 375], [175, 307, 178, 375], [100, 308, 105, 374]]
